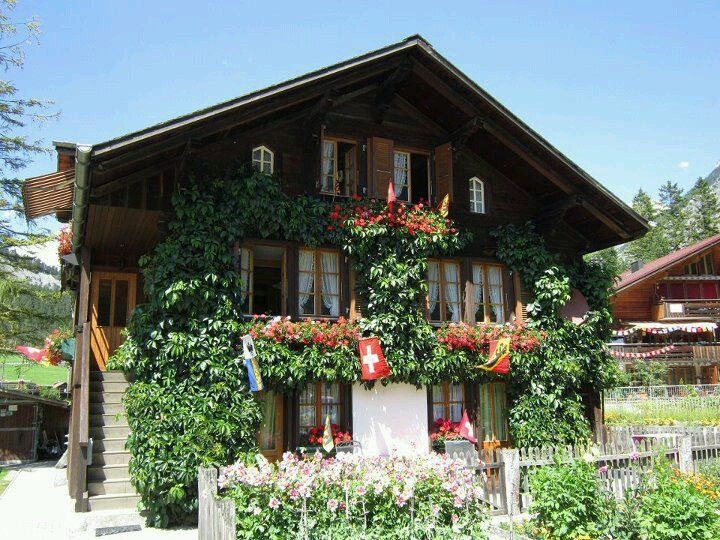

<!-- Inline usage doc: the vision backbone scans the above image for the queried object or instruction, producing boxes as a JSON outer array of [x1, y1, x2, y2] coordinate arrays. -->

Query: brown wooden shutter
[[349, 268, 368, 320], [514, 273, 532, 323], [434, 142, 453, 203], [367, 137, 394, 198]]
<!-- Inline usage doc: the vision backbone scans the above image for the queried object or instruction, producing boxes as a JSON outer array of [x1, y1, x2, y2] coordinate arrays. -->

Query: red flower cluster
[[248, 316, 360, 349], [328, 198, 457, 238], [44, 328, 72, 366], [429, 418, 462, 443], [305, 423, 352, 446], [435, 322, 544, 354], [58, 226, 72, 258]]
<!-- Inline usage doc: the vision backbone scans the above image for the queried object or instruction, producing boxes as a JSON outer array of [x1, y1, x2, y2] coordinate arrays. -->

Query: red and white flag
[[15, 346, 46, 363], [458, 409, 477, 444], [386, 180, 397, 210], [358, 337, 391, 380]]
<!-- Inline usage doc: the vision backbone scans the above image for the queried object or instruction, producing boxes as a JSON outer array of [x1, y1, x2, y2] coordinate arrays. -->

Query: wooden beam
[[534, 194, 581, 227], [374, 57, 412, 123], [410, 58, 477, 116], [578, 198, 632, 240], [393, 95, 448, 135]]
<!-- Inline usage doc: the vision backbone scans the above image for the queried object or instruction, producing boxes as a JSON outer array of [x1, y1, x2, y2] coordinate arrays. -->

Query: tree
[[685, 176, 720, 244], [657, 181, 686, 251], [624, 188, 669, 265], [0, 1, 67, 347]]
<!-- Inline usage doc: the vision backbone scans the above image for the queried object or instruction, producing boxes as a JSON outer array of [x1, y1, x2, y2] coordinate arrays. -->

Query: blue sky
[[13, 1, 720, 216]]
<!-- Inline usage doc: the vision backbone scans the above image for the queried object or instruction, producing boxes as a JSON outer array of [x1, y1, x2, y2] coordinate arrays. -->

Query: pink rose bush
[[220, 451, 488, 538]]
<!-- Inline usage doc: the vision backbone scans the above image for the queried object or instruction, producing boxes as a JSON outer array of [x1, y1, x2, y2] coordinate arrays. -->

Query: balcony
[[654, 299, 720, 321]]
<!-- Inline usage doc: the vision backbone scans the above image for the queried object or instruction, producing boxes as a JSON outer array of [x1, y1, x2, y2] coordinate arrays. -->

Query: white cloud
[[14, 240, 60, 269], [678, 161, 690, 169]]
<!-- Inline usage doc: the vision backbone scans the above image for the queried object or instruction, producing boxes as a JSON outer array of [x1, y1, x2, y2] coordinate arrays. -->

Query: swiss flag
[[358, 337, 391, 380], [386, 180, 397, 209], [458, 409, 477, 444]]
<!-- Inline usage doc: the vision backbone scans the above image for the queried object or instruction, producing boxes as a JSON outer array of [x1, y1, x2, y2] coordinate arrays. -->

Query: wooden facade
[[23, 36, 646, 510], [611, 236, 720, 384]]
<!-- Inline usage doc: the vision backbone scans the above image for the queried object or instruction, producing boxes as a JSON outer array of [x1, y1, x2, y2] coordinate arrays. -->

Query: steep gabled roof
[[615, 233, 720, 293]]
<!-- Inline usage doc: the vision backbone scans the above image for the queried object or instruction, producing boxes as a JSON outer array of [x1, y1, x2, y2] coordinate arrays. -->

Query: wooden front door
[[258, 392, 284, 461], [90, 272, 137, 371]]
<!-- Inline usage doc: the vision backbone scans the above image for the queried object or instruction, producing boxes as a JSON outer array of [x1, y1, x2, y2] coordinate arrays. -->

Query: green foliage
[[529, 458, 615, 539], [493, 223, 619, 446]]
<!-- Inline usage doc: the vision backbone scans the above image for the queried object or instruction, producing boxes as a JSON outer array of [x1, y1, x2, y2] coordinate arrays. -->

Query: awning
[[22, 168, 75, 219]]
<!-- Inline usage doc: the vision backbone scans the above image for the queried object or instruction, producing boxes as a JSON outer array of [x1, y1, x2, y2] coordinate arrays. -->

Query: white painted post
[[678, 435, 693, 473], [501, 448, 520, 515]]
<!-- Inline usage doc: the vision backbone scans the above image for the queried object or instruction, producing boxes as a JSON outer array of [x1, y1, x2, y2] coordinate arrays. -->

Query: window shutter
[[434, 143, 453, 203], [367, 137, 394, 198], [349, 269, 368, 320], [514, 273, 532, 323]]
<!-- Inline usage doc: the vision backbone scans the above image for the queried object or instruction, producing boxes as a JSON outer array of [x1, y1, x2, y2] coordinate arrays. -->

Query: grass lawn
[[0, 352, 69, 386], [0, 468, 9, 496], [605, 396, 720, 426]]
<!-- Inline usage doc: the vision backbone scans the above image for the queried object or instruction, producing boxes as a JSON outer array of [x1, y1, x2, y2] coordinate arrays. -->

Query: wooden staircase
[[86, 370, 139, 511]]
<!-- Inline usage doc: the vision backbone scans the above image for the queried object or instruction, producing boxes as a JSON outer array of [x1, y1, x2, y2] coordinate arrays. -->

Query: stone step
[[92, 438, 128, 453], [88, 478, 135, 496], [88, 464, 129, 481], [90, 370, 131, 383], [90, 391, 123, 404], [90, 401, 125, 415], [92, 450, 131, 466], [90, 413, 128, 427], [90, 380, 129, 393], [87, 493, 140, 512], [90, 425, 130, 440]]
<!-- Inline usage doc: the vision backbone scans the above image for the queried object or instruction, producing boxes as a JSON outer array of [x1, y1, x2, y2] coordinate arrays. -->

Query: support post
[[501, 448, 521, 515], [678, 435, 693, 473]]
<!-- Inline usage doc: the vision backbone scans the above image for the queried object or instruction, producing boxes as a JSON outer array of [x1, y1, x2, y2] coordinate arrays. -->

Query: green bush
[[529, 458, 615, 539]]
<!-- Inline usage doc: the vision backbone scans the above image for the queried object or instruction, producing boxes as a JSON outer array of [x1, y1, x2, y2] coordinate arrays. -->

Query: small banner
[[609, 344, 676, 359], [358, 337, 391, 380], [322, 414, 335, 453], [241, 334, 263, 392], [387, 180, 397, 209], [15, 346, 46, 363], [477, 338, 511, 374], [438, 193, 450, 217], [458, 409, 477, 444]]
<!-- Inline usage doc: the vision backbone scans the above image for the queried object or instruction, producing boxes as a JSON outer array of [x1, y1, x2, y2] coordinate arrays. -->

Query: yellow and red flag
[[322, 414, 335, 453], [477, 338, 511, 374], [438, 194, 450, 217]]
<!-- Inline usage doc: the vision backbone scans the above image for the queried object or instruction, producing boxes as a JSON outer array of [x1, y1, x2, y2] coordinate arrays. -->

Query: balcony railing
[[656, 299, 720, 321], [605, 384, 720, 403], [608, 343, 720, 366]]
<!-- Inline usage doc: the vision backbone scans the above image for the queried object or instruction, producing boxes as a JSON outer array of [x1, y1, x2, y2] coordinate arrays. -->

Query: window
[[95, 277, 131, 327], [252, 146, 274, 174], [472, 263, 506, 323], [430, 382, 465, 423], [684, 253, 714, 276], [239, 245, 286, 315], [469, 177, 485, 214], [321, 139, 357, 196], [427, 260, 462, 322], [476, 382, 508, 442], [393, 151, 411, 202], [299, 249, 340, 317], [298, 382, 345, 440]]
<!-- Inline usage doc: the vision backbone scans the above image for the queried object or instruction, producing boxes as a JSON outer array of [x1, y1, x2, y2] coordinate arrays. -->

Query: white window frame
[[252, 145, 274, 175], [469, 176, 485, 214]]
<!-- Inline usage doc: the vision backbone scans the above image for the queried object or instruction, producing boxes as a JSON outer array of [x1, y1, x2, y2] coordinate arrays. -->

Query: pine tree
[[685, 177, 720, 243], [657, 181, 686, 251], [624, 188, 670, 265]]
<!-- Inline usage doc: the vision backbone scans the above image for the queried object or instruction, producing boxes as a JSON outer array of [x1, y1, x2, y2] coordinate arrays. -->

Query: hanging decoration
[[386, 179, 397, 210], [613, 322, 717, 337], [358, 336, 391, 380], [477, 338, 511, 374], [609, 344, 676, 359], [458, 409, 477, 444], [438, 193, 450, 217], [241, 334, 263, 392], [322, 414, 335, 453]]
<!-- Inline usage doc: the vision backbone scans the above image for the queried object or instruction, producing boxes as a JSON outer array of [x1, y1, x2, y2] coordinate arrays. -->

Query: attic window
[[469, 177, 485, 214], [252, 146, 274, 175], [684, 253, 714, 276]]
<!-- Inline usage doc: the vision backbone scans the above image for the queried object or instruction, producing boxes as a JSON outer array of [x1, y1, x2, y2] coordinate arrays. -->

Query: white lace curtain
[[298, 250, 315, 314], [488, 266, 504, 323], [472, 264, 484, 321], [321, 252, 339, 317], [444, 263, 461, 322], [427, 262, 440, 317]]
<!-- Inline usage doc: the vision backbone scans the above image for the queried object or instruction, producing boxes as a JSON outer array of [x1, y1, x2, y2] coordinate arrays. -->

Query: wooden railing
[[67, 321, 91, 511], [657, 299, 720, 320]]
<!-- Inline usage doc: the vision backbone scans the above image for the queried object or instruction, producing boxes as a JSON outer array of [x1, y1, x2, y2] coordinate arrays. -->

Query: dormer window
[[469, 177, 485, 214], [252, 146, 274, 175]]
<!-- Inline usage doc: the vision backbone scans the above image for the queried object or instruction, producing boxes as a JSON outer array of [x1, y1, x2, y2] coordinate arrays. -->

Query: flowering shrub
[[247, 316, 360, 349], [57, 226, 72, 257], [221, 452, 487, 539], [44, 328, 72, 365], [301, 423, 352, 447], [429, 418, 462, 446], [435, 322, 544, 354]]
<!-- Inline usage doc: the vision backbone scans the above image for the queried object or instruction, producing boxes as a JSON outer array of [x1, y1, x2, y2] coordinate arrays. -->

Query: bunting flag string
[[613, 323, 716, 337], [609, 344, 676, 359]]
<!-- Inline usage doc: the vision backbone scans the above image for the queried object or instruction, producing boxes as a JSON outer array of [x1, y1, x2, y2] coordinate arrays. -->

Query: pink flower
[[269, 497, 281, 510], [355, 485, 366, 496], [451, 514, 459, 524], [598, 465, 608, 474], [630, 451, 640, 461], [327, 499, 339, 512], [288, 488, 300, 500], [396, 495, 407, 507]]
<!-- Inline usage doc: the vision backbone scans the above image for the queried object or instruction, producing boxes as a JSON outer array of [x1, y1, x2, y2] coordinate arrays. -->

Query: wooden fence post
[[500, 448, 520, 515], [678, 435, 693, 473], [198, 466, 236, 540]]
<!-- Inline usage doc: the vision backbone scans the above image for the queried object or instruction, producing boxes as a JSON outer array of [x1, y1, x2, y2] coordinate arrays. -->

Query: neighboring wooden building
[[22, 36, 646, 511], [610, 233, 720, 385], [0, 388, 69, 464]]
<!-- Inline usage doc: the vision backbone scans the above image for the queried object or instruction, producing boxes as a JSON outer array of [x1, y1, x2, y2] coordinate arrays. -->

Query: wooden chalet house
[[22, 36, 646, 511], [610, 233, 720, 385]]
